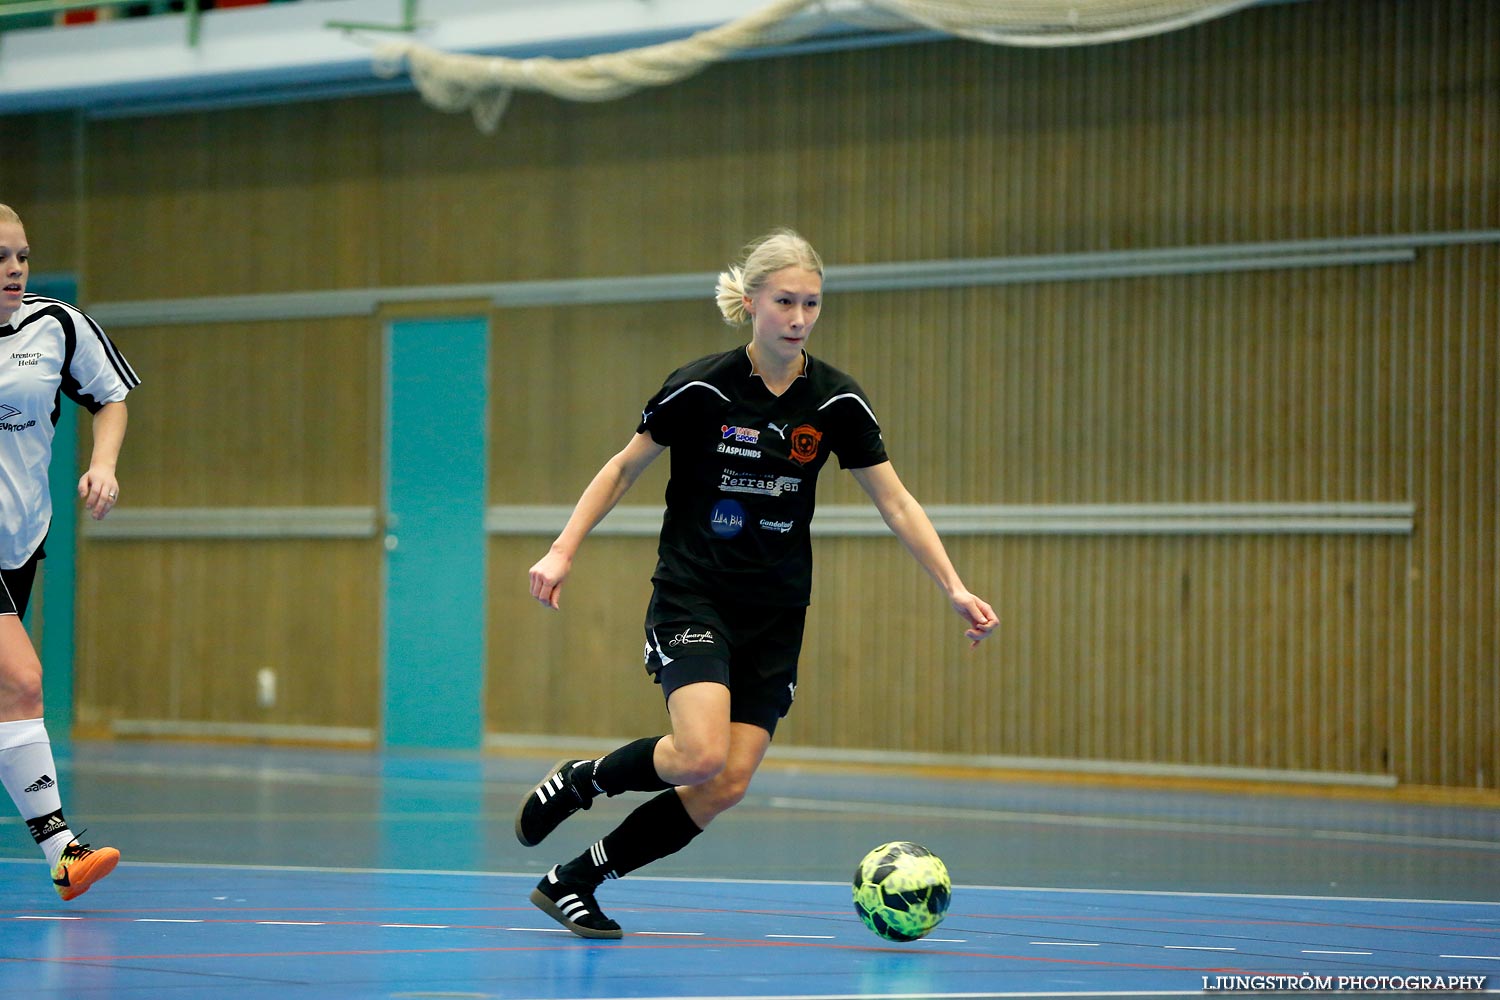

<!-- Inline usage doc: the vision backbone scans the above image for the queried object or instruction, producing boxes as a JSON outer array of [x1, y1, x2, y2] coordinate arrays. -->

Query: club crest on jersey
[[788, 424, 823, 465]]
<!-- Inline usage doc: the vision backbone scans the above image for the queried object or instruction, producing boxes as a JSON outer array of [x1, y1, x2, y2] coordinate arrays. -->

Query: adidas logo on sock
[[26, 811, 68, 843], [24, 774, 55, 794]]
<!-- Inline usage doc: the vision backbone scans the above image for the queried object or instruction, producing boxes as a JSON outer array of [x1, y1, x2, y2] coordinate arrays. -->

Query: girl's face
[[745, 266, 822, 367], [0, 222, 29, 325]]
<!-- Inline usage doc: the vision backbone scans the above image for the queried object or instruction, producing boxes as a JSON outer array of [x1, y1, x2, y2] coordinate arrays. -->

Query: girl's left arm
[[79, 400, 128, 520], [850, 461, 998, 648]]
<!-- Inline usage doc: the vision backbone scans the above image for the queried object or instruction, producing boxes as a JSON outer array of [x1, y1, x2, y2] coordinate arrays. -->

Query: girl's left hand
[[952, 592, 999, 648], [79, 469, 120, 520]]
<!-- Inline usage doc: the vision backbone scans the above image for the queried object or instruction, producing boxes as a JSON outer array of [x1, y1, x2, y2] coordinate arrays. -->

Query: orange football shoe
[[52, 840, 120, 901]]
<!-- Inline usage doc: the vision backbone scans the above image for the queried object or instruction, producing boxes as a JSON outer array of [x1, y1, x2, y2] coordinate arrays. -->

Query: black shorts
[[0, 548, 42, 619], [643, 583, 806, 738]]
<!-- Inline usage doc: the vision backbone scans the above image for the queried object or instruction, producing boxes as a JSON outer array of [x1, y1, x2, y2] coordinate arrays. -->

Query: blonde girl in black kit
[[516, 228, 997, 938]]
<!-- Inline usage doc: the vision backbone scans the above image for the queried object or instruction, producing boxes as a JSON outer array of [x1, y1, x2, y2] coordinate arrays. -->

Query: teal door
[[382, 316, 489, 750], [28, 275, 80, 739]]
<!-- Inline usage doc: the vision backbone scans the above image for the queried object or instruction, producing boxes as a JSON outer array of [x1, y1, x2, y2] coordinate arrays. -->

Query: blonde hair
[[714, 228, 824, 326], [0, 204, 21, 225]]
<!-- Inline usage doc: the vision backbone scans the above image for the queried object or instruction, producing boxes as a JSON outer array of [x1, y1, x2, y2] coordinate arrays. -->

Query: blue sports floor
[[1, 740, 1497, 999]]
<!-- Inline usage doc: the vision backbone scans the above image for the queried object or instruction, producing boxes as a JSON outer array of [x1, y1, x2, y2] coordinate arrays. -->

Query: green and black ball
[[852, 841, 952, 942]]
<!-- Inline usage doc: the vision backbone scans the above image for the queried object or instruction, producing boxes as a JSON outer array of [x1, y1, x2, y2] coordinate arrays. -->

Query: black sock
[[588, 736, 672, 797], [558, 789, 703, 887]]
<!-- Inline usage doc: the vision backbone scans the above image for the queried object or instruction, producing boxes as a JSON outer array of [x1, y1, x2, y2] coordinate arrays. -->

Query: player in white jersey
[[0, 203, 140, 900]]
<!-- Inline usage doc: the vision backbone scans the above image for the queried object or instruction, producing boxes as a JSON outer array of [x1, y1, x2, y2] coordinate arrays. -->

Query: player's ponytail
[[714, 228, 824, 327], [715, 266, 750, 326]]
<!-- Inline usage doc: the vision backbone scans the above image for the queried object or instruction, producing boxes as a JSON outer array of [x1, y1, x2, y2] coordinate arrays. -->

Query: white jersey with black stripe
[[0, 294, 140, 569]]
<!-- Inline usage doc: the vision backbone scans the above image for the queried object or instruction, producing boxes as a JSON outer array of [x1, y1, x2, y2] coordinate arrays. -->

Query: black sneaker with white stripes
[[530, 865, 622, 939], [514, 758, 595, 847]]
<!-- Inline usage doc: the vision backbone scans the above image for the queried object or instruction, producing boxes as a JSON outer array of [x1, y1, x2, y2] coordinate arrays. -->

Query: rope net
[[373, 0, 1257, 132]]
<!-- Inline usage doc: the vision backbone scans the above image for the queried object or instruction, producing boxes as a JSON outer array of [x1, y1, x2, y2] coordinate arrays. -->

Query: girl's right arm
[[528, 431, 666, 609]]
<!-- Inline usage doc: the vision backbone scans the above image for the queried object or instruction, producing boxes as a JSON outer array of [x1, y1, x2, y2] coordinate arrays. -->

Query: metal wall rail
[[81, 502, 1415, 540], [489, 502, 1417, 537], [85, 231, 1500, 328]]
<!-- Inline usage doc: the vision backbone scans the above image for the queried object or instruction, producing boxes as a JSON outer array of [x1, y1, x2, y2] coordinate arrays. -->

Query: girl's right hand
[[528, 550, 572, 609]]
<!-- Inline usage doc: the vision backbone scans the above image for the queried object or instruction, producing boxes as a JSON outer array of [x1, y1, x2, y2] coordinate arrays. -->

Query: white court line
[[636, 931, 706, 936], [767, 934, 836, 939], [14, 915, 80, 921], [1302, 949, 1372, 955], [255, 920, 325, 926], [1163, 945, 1235, 951], [1031, 941, 1100, 947], [137, 918, 203, 924], [1441, 954, 1500, 960], [380, 923, 449, 929]]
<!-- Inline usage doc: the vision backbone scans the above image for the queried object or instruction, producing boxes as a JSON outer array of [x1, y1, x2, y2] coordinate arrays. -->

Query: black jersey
[[637, 347, 888, 606]]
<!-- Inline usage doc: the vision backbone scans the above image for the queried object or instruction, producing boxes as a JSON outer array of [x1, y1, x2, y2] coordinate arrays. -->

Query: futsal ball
[[852, 841, 952, 942]]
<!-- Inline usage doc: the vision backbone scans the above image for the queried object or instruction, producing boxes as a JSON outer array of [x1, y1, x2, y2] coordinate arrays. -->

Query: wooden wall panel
[[1404, 245, 1500, 787], [481, 248, 1491, 784], [0, 114, 82, 273], [30, 0, 1494, 296], [489, 302, 726, 503], [483, 0, 1497, 787], [68, 316, 384, 733], [84, 105, 382, 299], [74, 540, 380, 730], [67, 1, 1493, 294], [486, 538, 662, 739], [9, 0, 1489, 785], [85, 317, 381, 506]]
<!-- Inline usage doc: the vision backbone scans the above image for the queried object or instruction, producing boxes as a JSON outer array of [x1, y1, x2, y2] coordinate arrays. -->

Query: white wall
[[0, 0, 872, 115]]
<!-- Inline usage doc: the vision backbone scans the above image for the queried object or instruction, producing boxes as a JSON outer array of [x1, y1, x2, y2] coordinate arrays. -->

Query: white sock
[[0, 718, 76, 869]]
